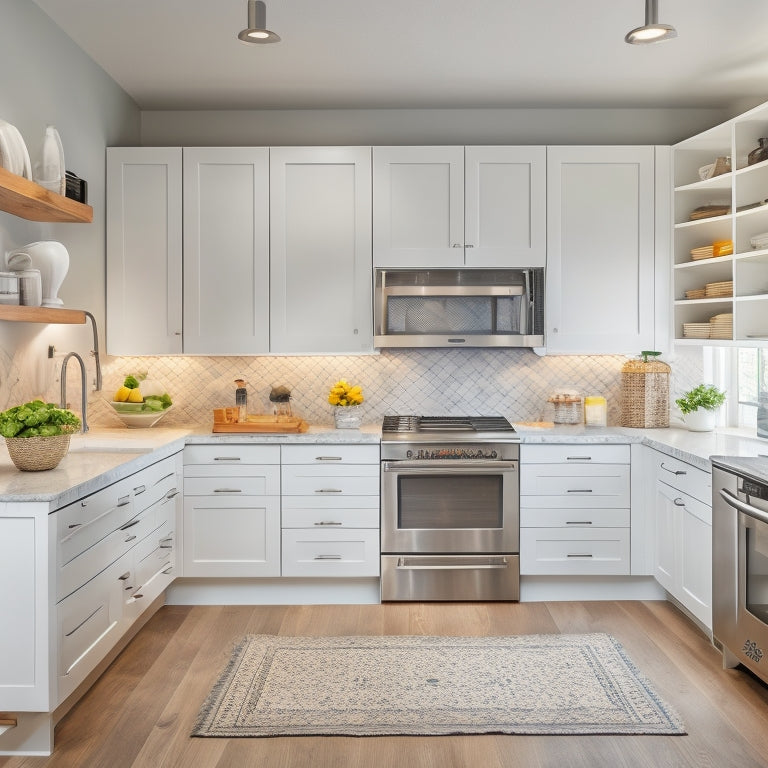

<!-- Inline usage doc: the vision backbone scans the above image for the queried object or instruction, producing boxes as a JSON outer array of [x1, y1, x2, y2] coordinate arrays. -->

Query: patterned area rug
[[192, 633, 685, 737]]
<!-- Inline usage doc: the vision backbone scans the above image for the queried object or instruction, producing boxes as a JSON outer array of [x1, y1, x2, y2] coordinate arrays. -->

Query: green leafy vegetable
[[0, 401, 80, 438], [675, 384, 726, 414], [123, 375, 140, 389]]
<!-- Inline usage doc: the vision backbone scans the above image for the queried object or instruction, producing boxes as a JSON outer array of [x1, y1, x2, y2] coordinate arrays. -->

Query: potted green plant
[[675, 384, 726, 432]]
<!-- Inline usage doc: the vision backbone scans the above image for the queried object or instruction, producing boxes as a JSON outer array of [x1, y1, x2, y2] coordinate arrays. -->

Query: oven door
[[714, 471, 768, 681], [381, 459, 519, 554]]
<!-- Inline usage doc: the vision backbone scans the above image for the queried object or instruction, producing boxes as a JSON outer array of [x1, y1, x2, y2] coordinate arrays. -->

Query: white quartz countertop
[[1, 421, 765, 504]]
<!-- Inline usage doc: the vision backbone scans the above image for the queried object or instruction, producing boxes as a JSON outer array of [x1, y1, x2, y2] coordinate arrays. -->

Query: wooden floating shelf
[[0, 166, 92, 223], [0, 305, 86, 324]]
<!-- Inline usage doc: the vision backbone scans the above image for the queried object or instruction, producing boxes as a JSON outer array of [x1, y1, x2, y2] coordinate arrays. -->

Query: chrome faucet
[[60, 352, 89, 433]]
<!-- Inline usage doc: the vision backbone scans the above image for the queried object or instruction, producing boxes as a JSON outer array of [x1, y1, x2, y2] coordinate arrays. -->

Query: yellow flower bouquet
[[328, 379, 364, 407]]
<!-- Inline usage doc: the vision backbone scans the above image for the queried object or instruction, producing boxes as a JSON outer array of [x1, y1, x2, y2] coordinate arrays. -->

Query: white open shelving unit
[[673, 101, 768, 346]]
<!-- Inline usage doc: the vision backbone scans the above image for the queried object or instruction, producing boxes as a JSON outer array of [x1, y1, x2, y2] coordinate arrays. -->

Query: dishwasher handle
[[719, 488, 768, 526]]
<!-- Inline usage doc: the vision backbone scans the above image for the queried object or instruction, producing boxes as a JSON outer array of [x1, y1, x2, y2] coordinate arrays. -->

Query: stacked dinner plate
[[0, 119, 31, 179], [683, 323, 711, 339], [710, 313, 733, 339], [705, 280, 733, 298]]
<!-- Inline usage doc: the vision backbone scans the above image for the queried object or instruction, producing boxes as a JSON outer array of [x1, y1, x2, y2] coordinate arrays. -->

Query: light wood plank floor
[[3, 600, 768, 768]]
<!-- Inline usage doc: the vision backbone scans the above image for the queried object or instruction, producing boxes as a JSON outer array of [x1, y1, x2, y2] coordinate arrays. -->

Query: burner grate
[[382, 415, 515, 434]]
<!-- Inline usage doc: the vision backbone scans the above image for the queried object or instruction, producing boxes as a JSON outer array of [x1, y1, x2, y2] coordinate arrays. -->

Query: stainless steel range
[[380, 415, 520, 601]]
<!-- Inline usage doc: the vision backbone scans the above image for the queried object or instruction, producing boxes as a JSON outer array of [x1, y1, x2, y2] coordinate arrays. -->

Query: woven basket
[[620, 358, 671, 428], [5, 433, 72, 471]]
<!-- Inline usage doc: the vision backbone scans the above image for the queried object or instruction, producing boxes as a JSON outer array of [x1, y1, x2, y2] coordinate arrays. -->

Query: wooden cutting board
[[212, 412, 309, 433]]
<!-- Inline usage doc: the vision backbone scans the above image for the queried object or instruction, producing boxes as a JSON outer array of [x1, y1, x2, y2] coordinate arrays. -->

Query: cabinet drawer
[[654, 452, 712, 505], [132, 460, 178, 515], [282, 505, 379, 528], [520, 528, 630, 575], [520, 507, 630, 528], [521, 465, 630, 507], [281, 529, 380, 577], [281, 465, 379, 496], [184, 470, 280, 496], [522, 444, 630, 464], [282, 444, 379, 465], [184, 444, 280, 466]]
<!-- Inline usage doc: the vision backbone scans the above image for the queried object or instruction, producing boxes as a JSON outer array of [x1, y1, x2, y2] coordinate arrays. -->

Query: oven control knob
[[490, 450, 497, 458]]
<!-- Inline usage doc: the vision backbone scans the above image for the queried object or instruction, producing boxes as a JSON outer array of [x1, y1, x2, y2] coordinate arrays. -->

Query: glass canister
[[584, 396, 607, 427], [548, 392, 583, 424]]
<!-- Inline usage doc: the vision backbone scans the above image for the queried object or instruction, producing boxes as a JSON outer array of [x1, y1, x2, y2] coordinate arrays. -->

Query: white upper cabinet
[[106, 148, 183, 355], [464, 146, 546, 268], [183, 147, 270, 354], [269, 147, 373, 354], [545, 146, 666, 355], [373, 146, 545, 269]]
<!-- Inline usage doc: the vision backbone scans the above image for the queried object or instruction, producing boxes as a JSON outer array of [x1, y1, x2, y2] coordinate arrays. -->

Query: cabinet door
[[270, 147, 373, 353], [183, 147, 269, 354], [183, 495, 280, 577], [373, 146, 464, 268], [653, 480, 677, 593], [679, 495, 713, 628], [464, 146, 546, 268], [546, 146, 656, 354], [106, 147, 183, 355]]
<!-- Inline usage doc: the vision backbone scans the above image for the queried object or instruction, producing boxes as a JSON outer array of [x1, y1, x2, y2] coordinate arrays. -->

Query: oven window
[[746, 522, 768, 623], [397, 475, 503, 529]]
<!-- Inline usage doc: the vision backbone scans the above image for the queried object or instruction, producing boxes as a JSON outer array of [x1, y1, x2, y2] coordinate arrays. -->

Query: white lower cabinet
[[182, 444, 281, 577], [520, 444, 631, 575], [280, 444, 380, 577], [650, 450, 712, 629]]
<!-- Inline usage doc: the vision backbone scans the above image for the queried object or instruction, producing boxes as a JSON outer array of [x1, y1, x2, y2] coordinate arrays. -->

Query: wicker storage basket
[[620, 357, 671, 428], [5, 433, 71, 471]]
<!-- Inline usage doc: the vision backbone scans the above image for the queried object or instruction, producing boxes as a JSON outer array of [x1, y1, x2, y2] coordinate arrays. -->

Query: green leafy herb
[[0, 400, 80, 438], [675, 384, 726, 414]]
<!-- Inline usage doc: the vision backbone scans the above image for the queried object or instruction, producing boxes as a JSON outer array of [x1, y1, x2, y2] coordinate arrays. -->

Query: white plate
[[0, 120, 32, 178], [5, 124, 31, 179]]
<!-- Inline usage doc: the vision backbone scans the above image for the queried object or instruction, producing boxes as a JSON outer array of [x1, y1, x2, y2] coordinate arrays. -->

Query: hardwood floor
[[3, 600, 768, 768]]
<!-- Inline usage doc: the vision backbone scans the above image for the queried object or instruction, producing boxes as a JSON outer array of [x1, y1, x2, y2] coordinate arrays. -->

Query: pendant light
[[238, 0, 281, 44], [625, 0, 677, 44]]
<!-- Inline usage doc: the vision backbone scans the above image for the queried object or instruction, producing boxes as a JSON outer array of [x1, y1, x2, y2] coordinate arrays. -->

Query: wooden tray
[[212, 411, 309, 433]]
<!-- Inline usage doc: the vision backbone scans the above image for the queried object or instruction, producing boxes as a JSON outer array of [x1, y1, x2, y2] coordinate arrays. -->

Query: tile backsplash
[[39, 346, 705, 429]]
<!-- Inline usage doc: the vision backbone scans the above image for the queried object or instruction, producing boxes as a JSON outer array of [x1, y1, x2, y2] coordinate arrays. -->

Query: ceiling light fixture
[[238, 0, 281, 44], [625, 0, 677, 44]]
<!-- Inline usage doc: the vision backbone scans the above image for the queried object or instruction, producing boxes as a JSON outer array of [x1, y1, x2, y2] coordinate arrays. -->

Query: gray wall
[[140, 107, 729, 147], [0, 0, 140, 409]]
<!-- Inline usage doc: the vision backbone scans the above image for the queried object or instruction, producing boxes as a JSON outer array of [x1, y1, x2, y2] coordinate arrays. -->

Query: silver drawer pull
[[160, 543, 173, 549], [315, 488, 343, 493], [162, 566, 173, 574], [124, 534, 137, 542], [566, 553, 594, 558], [566, 521, 593, 525], [120, 518, 141, 531], [133, 484, 146, 495], [214, 488, 242, 493], [166, 489, 180, 498], [314, 521, 343, 526], [566, 456, 592, 461], [566, 489, 593, 493], [214, 456, 241, 461], [314, 554, 342, 560], [68, 522, 82, 529], [133, 593, 144, 600], [661, 462, 686, 476], [118, 572, 131, 581], [315, 456, 342, 461], [159, 536, 173, 545], [80, 500, 88, 507], [117, 495, 131, 507], [396, 556, 508, 570], [674, 497, 686, 506]]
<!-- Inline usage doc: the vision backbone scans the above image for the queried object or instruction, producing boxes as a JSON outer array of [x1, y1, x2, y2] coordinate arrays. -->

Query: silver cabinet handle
[[314, 554, 342, 560], [124, 534, 137, 542], [315, 488, 343, 493], [465, 244, 474, 248], [118, 572, 131, 581], [214, 488, 242, 493], [117, 495, 130, 507], [159, 536, 173, 545], [567, 554, 594, 558], [661, 462, 687, 476], [133, 484, 146, 495], [451, 243, 463, 248], [314, 521, 343, 526], [396, 556, 508, 570], [566, 521, 593, 525], [673, 497, 686, 506], [166, 489, 180, 499], [566, 456, 592, 461], [68, 522, 82, 529], [120, 518, 141, 530], [162, 565, 173, 574], [315, 456, 342, 461], [214, 456, 241, 461], [566, 489, 593, 493]]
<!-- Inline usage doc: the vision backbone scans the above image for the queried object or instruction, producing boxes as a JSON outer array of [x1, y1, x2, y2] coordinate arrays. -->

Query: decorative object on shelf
[[328, 378, 364, 429], [689, 203, 730, 221], [65, 170, 88, 204], [6, 240, 70, 307], [748, 139, 768, 166], [14, 268, 42, 306], [688, 240, 732, 261], [269, 384, 292, 417], [712, 156, 731, 176], [698, 163, 715, 181], [675, 384, 726, 432], [620, 351, 670, 428], [547, 391, 583, 424], [33, 125, 65, 195], [0, 119, 32, 179], [750, 232, 768, 250], [0, 399, 80, 471], [0, 271, 19, 305]]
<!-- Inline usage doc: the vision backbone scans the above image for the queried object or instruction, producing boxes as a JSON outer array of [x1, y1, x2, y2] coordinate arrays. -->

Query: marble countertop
[[1, 421, 766, 505]]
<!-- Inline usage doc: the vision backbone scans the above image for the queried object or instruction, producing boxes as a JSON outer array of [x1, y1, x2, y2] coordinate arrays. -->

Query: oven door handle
[[382, 460, 518, 472], [718, 488, 768, 525], [396, 556, 510, 570]]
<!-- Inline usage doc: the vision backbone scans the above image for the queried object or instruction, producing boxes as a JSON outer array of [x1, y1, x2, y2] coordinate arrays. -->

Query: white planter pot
[[682, 408, 716, 432]]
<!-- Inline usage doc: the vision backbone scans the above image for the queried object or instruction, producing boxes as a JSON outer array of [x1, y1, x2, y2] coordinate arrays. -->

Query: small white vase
[[683, 408, 716, 432], [6, 241, 69, 307], [333, 406, 362, 429]]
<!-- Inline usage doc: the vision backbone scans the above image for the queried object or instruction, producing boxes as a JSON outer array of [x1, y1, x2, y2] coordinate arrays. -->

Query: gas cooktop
[[381, 415, 518, 442]]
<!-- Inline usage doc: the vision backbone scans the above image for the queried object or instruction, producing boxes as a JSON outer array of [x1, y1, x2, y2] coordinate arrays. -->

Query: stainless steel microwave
[[374, 268, 544, 348]]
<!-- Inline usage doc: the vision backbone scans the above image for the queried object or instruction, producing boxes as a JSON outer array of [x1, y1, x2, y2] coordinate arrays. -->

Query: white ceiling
[[31, 0, 768, 112]]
